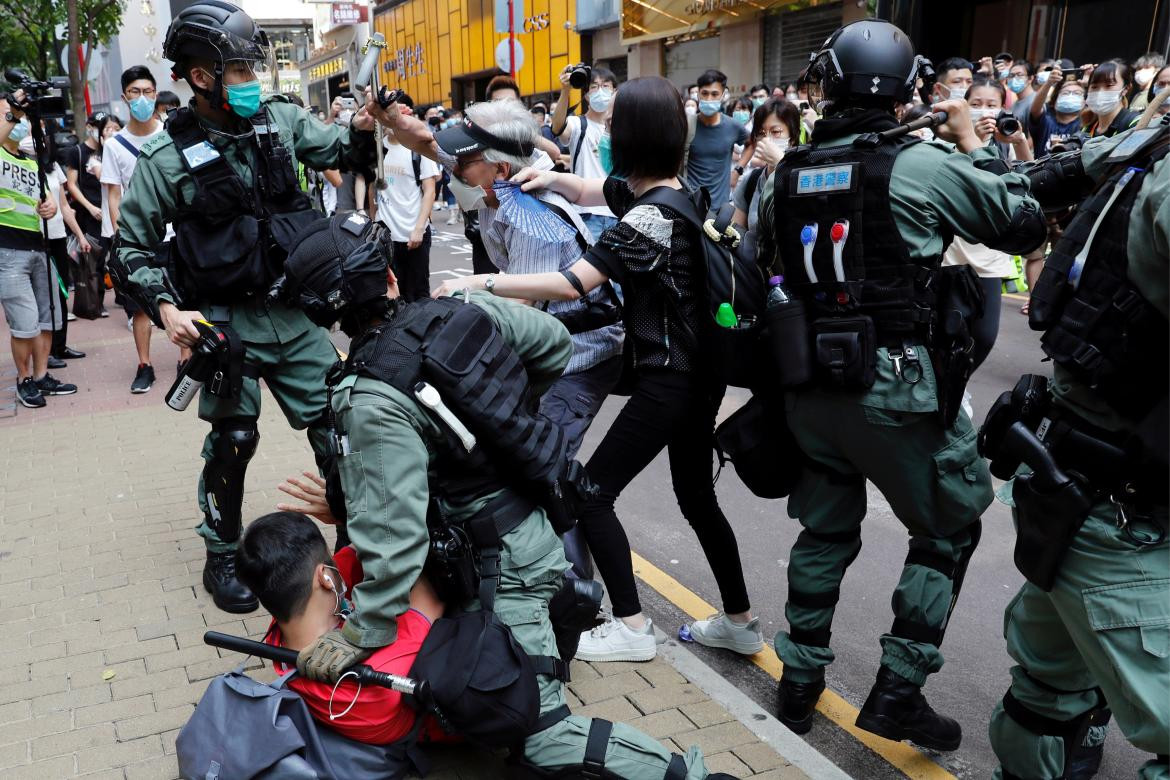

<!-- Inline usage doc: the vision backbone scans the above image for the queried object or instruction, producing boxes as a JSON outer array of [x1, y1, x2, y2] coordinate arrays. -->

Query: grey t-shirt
[[686, 116, 748, 208], [1011, 93, 1036, 132]]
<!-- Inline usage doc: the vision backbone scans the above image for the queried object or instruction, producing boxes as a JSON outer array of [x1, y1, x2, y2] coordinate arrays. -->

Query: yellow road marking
[[631, 551, 958, 780], [1003, 292, 1028, 301]]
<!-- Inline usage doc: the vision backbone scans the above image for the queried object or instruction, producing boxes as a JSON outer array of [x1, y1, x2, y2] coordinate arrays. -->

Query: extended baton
[[203, 631, 426, 698], [877, 110, 949, 141]]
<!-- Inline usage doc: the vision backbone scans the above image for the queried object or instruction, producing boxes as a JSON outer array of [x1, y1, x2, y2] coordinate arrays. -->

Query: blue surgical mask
[[732, 110, 750, 124], [1035, 71, 1051, 85], [1055, 93, 1084, 114], [129, 95, 156, 123], [751, 96, 766, 109], [997, 68, 1011, 80], [698, 99, 722, 117], [225, 79, 262, 118], [8, 119, 30, 142], [1007, 77, 1027, 94], [598, 131, 613, 175], [588, 87, 613, 114]]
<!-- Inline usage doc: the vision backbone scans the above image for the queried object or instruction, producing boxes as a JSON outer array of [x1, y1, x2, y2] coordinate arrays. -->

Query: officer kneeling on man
[[270, 210, 731, 779]]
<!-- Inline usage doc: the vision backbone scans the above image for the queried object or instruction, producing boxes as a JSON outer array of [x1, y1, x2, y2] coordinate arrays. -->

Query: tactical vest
[[342, 295, 571, 511], [166, 106, 317, 302], [771, 134, 944, 344], [1028, 130, 1169, 418]]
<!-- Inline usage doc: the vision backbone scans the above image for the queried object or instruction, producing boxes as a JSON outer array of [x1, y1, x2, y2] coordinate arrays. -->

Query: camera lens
[[568, 64, 591, 90], [996, 112, 1020, 136]]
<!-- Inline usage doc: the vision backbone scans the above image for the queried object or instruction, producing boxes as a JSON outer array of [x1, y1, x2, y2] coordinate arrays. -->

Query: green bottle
[[715, 302, 738, 328]]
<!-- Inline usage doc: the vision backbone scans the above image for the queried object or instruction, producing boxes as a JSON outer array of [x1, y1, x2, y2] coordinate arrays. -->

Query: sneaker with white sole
[[575, 615, 657, 662], [687, 613, 765, 655]]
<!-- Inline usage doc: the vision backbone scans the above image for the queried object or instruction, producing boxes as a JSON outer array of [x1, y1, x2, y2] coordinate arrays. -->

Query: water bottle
[[764, 275, 812, 388]]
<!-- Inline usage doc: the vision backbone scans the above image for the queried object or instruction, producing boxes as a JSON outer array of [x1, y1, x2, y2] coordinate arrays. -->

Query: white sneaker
[[445, 210, 459, 225], [687, 613, 765, 655], [575, 615, 657, 662]]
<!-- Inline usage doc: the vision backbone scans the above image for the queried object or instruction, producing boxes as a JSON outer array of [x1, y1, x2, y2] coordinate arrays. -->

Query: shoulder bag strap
[[112, 134, 141, 159], [571, 116, 588, 175]]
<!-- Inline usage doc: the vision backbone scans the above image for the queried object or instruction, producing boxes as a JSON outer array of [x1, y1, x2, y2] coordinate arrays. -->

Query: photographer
[[551, 64, 621, 237], [0, 90, 76, 408], [1029, 61, 1087, 154]]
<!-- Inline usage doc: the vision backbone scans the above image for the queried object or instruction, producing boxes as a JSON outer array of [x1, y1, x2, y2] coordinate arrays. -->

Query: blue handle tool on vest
[[800, 223, 819, 283]]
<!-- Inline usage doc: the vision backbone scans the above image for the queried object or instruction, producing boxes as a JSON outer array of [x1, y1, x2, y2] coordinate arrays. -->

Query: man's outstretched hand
[[296, 629, 372, 682], [277, 471, 337, 526]]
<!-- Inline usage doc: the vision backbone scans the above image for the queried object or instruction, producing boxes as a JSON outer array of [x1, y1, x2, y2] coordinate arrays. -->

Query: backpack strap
[[681, 113, 698, 175], [112, 133, 141, 159], [412, 151, 422, 189], [571, 116, 588, 176], [745, 165, 765, 204]]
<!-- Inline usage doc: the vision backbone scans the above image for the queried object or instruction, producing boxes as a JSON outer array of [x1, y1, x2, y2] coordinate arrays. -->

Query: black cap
[[994, 52, 1014, 64], [434, 117, 535, 158], [86, 111, 108, 125]]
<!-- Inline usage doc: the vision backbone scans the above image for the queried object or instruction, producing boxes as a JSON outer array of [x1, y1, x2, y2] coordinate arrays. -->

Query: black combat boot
[[855, 666, 961, 751], [203, 550, 259, 613], [777, 673, 826, 735]]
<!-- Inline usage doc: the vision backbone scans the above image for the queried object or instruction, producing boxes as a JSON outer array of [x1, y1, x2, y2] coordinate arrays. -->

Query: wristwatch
[[484, 275, 496, 293]]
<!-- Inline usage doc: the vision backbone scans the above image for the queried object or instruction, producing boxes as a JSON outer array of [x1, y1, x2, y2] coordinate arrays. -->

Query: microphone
[[353, 33, 385, 91]]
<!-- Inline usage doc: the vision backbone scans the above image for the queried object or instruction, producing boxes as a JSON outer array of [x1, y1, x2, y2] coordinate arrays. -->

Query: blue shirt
[[1029, 110, 1081, 154], [686, 115, 749, 208]]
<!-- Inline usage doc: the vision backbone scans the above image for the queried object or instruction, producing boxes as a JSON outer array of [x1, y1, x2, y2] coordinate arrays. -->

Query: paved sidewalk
[[0, 311, 816, 779]]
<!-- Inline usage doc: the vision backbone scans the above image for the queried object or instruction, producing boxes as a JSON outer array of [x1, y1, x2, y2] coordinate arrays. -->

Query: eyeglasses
[[125, 87, 157, 98], [755, 127, 790, 141]]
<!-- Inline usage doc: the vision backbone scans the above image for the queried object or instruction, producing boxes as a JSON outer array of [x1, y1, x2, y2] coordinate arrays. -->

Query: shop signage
[[382, 42, 426, 79], [331, 2, 368, 26]]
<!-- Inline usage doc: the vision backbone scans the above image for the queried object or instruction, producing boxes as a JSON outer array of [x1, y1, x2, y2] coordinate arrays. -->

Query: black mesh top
[[583, 178, 704, 373]]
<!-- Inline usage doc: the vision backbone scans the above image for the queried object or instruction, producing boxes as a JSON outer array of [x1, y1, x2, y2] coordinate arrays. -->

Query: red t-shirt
[[266, 546, 450, 745]]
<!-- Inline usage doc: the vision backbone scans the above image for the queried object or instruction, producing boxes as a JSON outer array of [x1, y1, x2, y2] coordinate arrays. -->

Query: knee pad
[[1001, 689, 1103, 780], [203, 418, 260, 544], [548, 578, 604, 662]]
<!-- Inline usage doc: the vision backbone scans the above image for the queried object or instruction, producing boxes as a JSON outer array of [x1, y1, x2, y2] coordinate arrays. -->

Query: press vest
[[0, 147, 40, 234], [1028, 132, 1170, 418], [770, 133, 946, 343], [165, 106, 316, 302]]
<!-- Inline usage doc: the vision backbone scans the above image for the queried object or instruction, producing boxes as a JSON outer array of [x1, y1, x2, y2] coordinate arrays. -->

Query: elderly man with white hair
[[397, 99, 624, 580]]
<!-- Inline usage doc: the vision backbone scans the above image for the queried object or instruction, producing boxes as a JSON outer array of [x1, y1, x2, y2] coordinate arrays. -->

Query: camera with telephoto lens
[[996, 111, 1020, 137], [5, 68, 71, 119], [567, 63, 592, 90]]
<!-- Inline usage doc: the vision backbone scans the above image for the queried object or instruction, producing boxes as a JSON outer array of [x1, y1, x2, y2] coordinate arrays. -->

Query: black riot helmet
[[800, 19, 931, 110], [271, 212, 395, 335], [164, 0, 269, 105]]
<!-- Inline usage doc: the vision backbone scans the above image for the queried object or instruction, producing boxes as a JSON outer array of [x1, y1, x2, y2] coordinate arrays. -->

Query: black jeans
[[971, 276, 1003, 371], [48, 237, 69, 355], [579, 368, 751, 618], [391, 227, 432, 302]]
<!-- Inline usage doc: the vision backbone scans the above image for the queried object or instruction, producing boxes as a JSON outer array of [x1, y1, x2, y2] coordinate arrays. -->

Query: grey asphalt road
[[422, 216, 1148, 779]]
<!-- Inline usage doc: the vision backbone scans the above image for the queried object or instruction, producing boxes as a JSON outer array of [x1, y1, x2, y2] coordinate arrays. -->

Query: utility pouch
[[764, 298, 812, 389], [542, 460, 598, 536], [424, 506, 480, 605], [931, 266, 985, 426], [1012, 472, 1095, 591], [812, 314, 876, 390]]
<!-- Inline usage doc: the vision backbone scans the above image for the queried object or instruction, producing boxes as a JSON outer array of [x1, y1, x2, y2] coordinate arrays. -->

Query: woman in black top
[[433, 77, 760, 662]]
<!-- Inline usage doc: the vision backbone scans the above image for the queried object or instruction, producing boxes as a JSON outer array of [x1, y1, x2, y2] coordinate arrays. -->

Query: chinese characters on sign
[[331, 2, 369, 26], [382, 42, 426, 79]]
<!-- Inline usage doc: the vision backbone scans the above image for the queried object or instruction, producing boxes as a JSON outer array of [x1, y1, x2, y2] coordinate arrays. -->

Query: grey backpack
[[176, 668, 426, 780]]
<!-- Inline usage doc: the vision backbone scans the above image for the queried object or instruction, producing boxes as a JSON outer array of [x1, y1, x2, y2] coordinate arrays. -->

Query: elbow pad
[[1020, 150, 1093, 213], [107, 239, 184, 328], [987, 200, 1046, 256], [972, 155, 1011, 176]]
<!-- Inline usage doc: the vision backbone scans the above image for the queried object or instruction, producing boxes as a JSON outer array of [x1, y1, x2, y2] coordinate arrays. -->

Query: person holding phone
[[1029, 61, 1085, 154]]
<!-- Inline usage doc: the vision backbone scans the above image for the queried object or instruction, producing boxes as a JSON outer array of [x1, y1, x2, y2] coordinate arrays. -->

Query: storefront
[[622, 0, 858, 94], [302, 50, 352, 112], [372, 0, 582, 108]]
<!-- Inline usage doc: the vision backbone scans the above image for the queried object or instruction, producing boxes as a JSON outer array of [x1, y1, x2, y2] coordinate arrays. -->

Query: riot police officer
[[757, 19, 1045, 748], [276, 212, 721, 780], [110, 0, 377, 612], [979, 118, 1169, 779]]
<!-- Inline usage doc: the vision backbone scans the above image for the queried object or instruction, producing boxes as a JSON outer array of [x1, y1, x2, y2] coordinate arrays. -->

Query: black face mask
[[428, 116, 442, 127]]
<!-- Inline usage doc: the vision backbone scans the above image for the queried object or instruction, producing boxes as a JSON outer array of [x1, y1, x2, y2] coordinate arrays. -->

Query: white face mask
[[448, 174, 488, 211], [1135, 68, 1155, 87], [1035, 71, 1051, 85], [1085, 89, 1122, 115], [969, 107, 998, 123], [948, 86, 968, 101]]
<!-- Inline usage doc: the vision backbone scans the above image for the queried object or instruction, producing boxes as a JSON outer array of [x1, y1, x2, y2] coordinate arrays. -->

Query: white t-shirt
[[45, 165, 67, 240], [943, 235, 1017, 278], [375, 141, 441, 241], [561, 115, 614, 218], [100, 122, 165, 237]]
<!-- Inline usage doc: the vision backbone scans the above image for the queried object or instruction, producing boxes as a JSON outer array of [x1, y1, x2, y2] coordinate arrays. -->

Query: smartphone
[[1064, 70, 1080, 82], [339, 97, 358, 110]]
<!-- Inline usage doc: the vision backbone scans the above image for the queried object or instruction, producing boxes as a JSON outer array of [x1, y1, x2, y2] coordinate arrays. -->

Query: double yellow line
[[631, 552, 957, 780]]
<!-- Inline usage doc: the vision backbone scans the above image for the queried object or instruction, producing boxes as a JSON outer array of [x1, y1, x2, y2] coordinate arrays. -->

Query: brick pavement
[[0, 300, 809, 779]]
